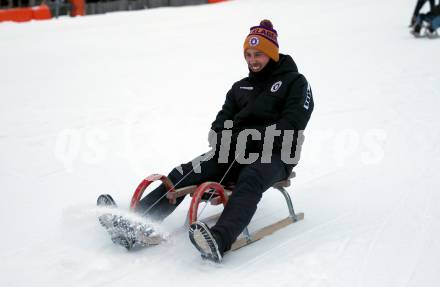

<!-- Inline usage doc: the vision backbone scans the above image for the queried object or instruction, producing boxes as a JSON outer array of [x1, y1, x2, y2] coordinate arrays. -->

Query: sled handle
[[130, 174, 176, 210], [188, 182, 228, 225]]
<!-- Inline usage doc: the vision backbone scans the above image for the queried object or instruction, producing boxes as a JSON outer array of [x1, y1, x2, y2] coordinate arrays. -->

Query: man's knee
[[167, 159, 197, 184], [168, 167, 185, 183], [235, 168, 266, 198]]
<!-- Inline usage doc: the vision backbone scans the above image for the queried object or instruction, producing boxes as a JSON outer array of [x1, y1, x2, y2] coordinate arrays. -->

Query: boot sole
[[189, 222, 222, 263]]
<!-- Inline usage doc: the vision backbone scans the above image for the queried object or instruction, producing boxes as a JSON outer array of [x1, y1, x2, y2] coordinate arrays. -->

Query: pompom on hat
[[243, 19, 279, 62]]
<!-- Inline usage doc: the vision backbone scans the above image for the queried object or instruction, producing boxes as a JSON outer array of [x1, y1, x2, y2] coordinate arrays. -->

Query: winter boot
[[97, 194, 117, 208], [189, 221, 224, 263], [411, 23, 423, 37], [99, 213, 156, 250]]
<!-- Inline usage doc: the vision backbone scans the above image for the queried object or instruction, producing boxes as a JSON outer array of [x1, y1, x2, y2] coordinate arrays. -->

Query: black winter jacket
[[211, 54, 314, 160]]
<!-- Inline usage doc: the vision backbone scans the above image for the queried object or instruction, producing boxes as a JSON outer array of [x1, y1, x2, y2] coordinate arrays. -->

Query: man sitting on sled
[[99, 19, 314, 263]]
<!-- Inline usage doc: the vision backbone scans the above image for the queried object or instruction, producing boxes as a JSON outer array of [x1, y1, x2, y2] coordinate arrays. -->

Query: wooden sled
[[129, 172, 304, 251]]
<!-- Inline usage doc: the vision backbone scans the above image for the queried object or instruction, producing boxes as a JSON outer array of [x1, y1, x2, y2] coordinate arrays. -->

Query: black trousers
[[137, 150, 291, 252]]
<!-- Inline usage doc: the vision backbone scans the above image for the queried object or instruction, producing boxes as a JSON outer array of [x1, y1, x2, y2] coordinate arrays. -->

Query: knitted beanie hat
[[243, 19, 279, 62]]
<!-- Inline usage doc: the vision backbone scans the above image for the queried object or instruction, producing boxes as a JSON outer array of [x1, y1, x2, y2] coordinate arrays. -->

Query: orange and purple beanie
[[243, 19, 279, 62]]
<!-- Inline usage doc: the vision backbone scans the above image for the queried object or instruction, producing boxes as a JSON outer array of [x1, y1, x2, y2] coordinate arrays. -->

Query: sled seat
[[224, 170, 295, 190], [197, 171, 296, 203], [163, 172, 298, 211]]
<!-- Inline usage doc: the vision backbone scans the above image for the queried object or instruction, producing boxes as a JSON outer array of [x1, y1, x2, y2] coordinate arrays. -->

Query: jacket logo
[[240, 86, 254, 90], [270, 81, 282, 92], [304, 83, 312, 110]]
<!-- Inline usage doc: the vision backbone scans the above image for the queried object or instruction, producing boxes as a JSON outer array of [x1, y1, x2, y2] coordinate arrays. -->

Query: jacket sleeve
[[278, 75, 314, 131], [210, 87, 239, 132]]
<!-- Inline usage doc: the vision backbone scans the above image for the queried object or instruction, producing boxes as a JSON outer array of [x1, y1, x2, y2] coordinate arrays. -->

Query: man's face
[[244, 48, 270, 73]]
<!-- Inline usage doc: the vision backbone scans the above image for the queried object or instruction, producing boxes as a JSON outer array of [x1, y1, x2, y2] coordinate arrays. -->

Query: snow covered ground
[[1, 0, 439, 286]]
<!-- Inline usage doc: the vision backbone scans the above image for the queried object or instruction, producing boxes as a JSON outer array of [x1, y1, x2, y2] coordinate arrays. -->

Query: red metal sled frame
[[129, 173, 304, 251]]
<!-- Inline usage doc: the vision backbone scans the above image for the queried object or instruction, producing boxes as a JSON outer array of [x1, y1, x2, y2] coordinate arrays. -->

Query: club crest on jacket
[[271, 81, 282, 92]]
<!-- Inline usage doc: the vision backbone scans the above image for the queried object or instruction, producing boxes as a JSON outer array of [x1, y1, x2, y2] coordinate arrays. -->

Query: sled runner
[[128, 172, 304, 251]]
